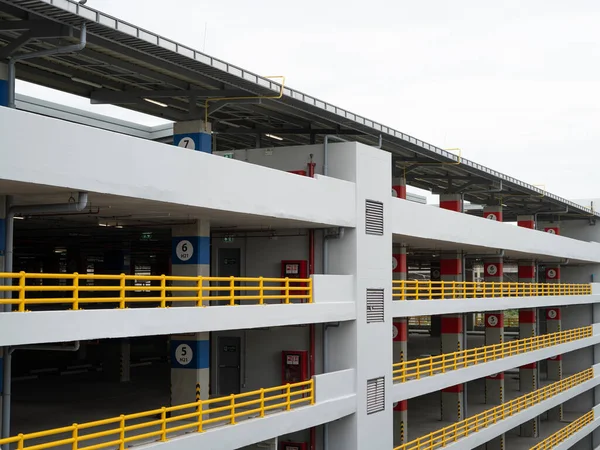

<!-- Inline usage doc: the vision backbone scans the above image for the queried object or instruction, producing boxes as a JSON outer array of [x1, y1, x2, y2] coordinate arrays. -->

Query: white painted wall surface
[[0, 273, 355, 345], [138, 370, 356, 450], [391, 198, 600, 263], [393, 293, 600, 318], [0, 108, 355, 228]]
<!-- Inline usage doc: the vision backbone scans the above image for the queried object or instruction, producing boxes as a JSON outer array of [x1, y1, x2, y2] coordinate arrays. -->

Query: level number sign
[[486, 264, 498, 276], [176, 239, 194, 262], [392, 325, 399, 339], [178, 137, 196, 150], [392, 257, 398, 271], [548, 309, 557, 319], [547, 228, 556, 234], [547, 269, 557, 279], [487, 315, 499, 327], [175, 344, 193, 366], [486, 213, 498, 221]]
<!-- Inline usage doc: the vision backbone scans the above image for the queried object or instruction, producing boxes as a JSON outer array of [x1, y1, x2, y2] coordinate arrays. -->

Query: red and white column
[[393, 320, 408, 445], [392, 177, 407, 200], [483, 205, 503, 222], [518, 260, 539, 437], [484, 256, 505, 450], [546, 307, 562, 421], [393, 245, 408, 445], [544, 264, 563, 421], [440, 252, 464, 421], [439, 194, 463, 212], [517, 214, 535, 229]]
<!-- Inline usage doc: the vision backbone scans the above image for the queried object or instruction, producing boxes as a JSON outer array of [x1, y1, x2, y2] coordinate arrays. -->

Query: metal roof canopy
[[0, 0, 596, 223]]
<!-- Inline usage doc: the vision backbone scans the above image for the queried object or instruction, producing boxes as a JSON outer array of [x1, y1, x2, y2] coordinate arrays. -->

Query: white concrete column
[[173, 120, 212, 153], [170, 221, 211, 407], [325, 142, 392, 450], [0, 63, 7, 107]]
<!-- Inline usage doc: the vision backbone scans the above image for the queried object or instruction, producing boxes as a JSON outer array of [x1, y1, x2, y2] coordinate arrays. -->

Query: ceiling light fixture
[[144, 98, 168, 108], [71, 77, 102, 88], [265, 134, 283, 141]]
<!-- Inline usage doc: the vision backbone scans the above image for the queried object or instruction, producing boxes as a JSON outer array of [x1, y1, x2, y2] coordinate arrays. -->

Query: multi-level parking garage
[[1, 1, 600, 450]]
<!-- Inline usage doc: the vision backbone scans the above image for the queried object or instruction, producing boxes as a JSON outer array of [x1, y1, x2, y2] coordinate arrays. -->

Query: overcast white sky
[[17, 0, 600, 203]]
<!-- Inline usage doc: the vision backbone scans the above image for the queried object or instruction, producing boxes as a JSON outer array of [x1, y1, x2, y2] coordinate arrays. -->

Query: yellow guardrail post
[[71, 424, 78, 450], [284, 277, 290, 304], [119, 273, 126, 309], [160, 407, 167, 441], [259, 388, 265, 417], [258, 277, 264, 305], [196, 276, 204, 307], [230, 393, 236, 424], [160, 274, 167, 308], [229, 276, 235, 306], [310, 378, 315, 405], [119, 415, 125, 450], [72, 272, 80, 311], [18, 271, 26, 312], [286, 383, 292, 410]]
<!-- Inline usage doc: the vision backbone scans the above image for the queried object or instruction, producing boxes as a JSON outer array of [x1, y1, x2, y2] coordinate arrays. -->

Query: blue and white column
[[170, 221, 210, 407], [173, 120, 212, 153], [0, 63, 8, 107]]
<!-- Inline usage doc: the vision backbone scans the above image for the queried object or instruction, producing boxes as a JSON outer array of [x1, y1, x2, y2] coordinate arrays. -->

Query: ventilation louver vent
[[366, 288, 384, 323], [365, 200, 384, 236], [367, 377, 385, 414]]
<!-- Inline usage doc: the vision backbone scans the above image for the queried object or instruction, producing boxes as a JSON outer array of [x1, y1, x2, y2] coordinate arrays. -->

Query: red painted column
[[518, 259, 539, 437], [517, 214, 535, 229], [393, 245, 408, 445], [440, 252, 464, 421], [439, 194, 463, 212], [483, 205, 503, 222], [392, 177, 407, 200], [393, 320, 408, 445]]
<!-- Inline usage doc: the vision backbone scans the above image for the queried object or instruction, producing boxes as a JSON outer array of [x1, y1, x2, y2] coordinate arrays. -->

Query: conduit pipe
[[7, 23, 87, 109], [2, 192, 89, 446]]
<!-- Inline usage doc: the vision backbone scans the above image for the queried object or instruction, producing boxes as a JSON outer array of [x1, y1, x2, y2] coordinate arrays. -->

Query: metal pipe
[[534, 206, 569, 228], [8, 23, 87, 108], [2, 192, 88, 445], [15, 342, 80, 352]]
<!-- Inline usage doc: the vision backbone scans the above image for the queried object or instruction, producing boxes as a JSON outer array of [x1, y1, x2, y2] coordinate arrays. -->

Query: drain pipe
[[534, 206, 569, 229], [7, 23, 87, 108], [2, 192, 89, 446]]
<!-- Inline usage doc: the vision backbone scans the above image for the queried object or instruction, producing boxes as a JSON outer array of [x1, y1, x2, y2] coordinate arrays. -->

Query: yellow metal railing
[[394, 368, 594, 450], [408, 315, 520, 328], [393, 280, 591, 300], [393, 326, 592, 383], [530, 409, 594, 450], [0, 272, 313, 312], [0, 379, 314, 450]]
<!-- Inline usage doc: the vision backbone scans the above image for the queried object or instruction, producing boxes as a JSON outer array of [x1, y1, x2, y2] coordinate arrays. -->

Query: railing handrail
[[0, 272, 313, 311], [394, 369, 594, 450], [529, 410, 594, 450], [392, 326, 592, 382], [0, 379, 315, 450], [392, 280, 592, 300]]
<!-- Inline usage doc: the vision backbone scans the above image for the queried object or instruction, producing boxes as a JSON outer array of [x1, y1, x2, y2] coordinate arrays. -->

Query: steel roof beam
[[85, 35, 229, 90], [90, 88, 249, 104]]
